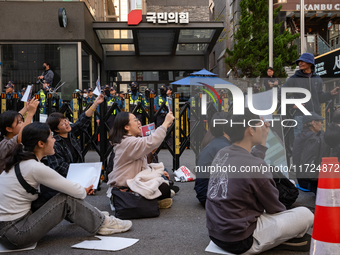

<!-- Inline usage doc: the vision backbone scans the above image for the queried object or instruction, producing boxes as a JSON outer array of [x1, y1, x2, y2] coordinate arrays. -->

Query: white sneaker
[[170, 189, 176, 198], [97, 216, 132, 235], [101, 211, 109, 217]]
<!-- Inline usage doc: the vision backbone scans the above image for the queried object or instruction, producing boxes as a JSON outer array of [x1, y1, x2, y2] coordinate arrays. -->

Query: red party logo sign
[[128, 10, 142, 25]]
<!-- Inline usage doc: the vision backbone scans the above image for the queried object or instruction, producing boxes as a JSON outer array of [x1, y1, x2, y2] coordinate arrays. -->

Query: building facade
[[0, 0, 223, 100]]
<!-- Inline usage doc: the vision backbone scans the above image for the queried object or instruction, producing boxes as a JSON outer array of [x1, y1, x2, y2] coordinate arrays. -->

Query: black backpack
[[272, 170, 299, 208]]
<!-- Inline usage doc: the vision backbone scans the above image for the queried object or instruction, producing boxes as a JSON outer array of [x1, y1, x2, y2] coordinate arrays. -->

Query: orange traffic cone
[[310, 157, 340, 255]]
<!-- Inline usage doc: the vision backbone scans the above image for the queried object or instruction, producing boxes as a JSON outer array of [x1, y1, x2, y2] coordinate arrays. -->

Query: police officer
[[39, 82, 53, 114], [166, 86, 173, 98], [5, 82, 16, 110], [155, 85, 173, 147], [154, 85, 169, 127], [144, 88, 151, 111], [46, 87, 62, 114], [118, 91, 125, 110], [129, 82, 144, 123], [86, 88, 96, 105], [109, 86, 117, 101]]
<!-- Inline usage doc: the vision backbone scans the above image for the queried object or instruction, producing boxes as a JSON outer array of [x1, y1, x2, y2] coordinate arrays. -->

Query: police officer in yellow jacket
[[154, 85, 172, 147], [129, 82, 144, 123], [154, 85, 169, 127]]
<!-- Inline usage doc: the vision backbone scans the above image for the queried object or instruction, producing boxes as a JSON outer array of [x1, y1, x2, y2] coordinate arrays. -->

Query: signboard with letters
[[146, 12, 189, 24], [276, 1, 340, 11], [315, 48, 340, 78]]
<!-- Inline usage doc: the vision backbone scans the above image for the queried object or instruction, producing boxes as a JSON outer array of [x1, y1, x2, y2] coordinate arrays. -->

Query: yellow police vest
[[130, 94, 142, 113], [40, 90, 46, 113], [108, 98, 117, 115]]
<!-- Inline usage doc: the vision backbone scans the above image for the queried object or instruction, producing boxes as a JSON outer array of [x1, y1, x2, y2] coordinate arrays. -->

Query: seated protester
[[0, 98, 39, 162], [107, 111, 176, 209], [0, 123, 132, 250], [292, 112, 328, 194], [194, 112, 232, 207], [42, 94, 104, 201], [206, 108, 314, 254]]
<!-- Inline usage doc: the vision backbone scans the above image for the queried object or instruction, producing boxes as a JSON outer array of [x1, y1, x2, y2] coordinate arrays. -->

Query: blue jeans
[[0, 193, 105, 249]]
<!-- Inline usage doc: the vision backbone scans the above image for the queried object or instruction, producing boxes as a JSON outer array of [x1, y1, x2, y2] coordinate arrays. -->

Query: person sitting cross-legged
[[0, 123, 132, 250], [41, 94, 104, 204], [107, 111, 176, 209], [206, 108, 314, 254]]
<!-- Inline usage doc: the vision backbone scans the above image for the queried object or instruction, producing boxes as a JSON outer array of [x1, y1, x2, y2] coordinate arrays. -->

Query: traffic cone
[[310, 157, 340, 255]]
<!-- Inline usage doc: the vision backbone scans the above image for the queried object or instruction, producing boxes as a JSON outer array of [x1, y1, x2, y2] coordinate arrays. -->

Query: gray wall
[[146, 0, 210, 21], [0, 2, 102, 59], [105, 55, 205, 71], [209, 0, 228, 77]]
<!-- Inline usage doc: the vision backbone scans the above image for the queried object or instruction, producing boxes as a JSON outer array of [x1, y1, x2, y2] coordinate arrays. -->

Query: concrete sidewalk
[[14, 149, 315, 255]]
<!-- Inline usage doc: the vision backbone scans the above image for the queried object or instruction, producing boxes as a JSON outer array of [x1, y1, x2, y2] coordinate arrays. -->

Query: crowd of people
[[1, 52, 339, 254]]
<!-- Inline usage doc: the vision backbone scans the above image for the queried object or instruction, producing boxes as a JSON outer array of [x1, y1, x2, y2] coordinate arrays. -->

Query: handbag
[[111, 187, 160, 219], [14, 164, 49, 212]]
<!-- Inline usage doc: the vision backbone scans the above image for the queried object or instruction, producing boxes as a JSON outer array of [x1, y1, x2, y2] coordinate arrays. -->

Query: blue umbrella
[[171, 69, 235, 87]]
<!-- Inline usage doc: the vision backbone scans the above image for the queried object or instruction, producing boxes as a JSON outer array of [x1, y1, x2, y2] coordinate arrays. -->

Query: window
[[1, 44, 78, 100]]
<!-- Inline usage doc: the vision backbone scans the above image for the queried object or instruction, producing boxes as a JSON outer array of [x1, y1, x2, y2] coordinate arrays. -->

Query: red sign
[[128, 10, 142, 25]]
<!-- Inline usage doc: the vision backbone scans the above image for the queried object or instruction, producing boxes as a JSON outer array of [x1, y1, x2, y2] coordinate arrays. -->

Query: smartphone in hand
[[167, 97, 173, 112]]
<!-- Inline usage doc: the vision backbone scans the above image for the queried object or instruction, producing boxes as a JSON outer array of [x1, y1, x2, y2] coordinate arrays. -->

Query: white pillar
[[77, 42, 82, 90], [300, 0, 305, 54]]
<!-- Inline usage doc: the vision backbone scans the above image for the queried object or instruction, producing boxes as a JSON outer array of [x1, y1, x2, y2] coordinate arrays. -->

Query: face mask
[[43, 65, 46, 70], [160, 89, 166, 96], [83, 94, 87, 97], [105, 90, 110, 97], [131, 87, 138, 92]]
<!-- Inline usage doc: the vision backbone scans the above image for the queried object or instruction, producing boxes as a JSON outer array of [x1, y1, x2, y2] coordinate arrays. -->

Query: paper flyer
[[66, 162, 102, 189], [21, 85, 33, 102], [141, 123, 155, 137]]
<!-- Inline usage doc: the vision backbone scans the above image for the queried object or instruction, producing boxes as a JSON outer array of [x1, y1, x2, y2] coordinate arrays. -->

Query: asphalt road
[[5, 150, 315, 255]]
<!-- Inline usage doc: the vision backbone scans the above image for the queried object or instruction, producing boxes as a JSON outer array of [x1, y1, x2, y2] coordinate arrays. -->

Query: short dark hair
[[0, 111, 22, 138], [325, 123, 340, 148], [109, 112, 131, 145], [201, 111, 232, 149], [267, 67, 274, 71], [224, 108, 260, 143], [46, 112, 66, 133]]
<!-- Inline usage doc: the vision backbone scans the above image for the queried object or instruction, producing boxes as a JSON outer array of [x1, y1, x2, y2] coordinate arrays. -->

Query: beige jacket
[[127, 162, 168, 199], [108, 126, 167, 187]]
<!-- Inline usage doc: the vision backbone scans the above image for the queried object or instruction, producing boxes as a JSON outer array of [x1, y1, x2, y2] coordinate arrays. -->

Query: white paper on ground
[[66, 162, 102, 189], [21, 85, 32, 102], [0, 242, 37, 253], [72, 236, 139, 251], [205, 241, 235, 255]]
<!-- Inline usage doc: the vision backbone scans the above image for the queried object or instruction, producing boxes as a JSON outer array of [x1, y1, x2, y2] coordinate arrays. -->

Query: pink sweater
[[107, 126, 167, 187]]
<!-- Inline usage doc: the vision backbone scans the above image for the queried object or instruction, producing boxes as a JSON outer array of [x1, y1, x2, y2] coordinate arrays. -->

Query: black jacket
[[41, 113, 91, 200], [279, 70, 332, 116]]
